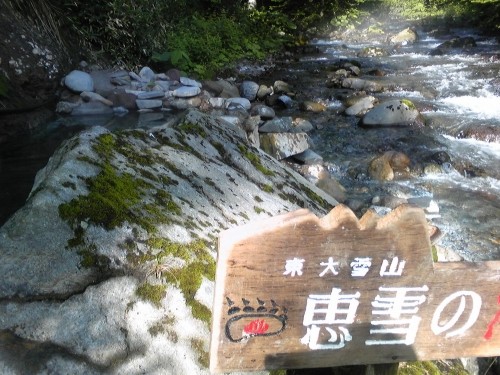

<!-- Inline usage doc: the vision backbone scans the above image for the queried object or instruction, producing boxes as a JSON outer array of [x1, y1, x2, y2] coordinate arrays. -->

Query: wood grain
[[210, 205, 500, 373]]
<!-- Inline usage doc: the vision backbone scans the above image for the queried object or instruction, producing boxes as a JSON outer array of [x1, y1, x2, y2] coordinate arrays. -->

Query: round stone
[[64, 70, 94, 93]]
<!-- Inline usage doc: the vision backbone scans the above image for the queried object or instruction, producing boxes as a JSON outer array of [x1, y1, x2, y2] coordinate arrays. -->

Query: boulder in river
[[429, 36, 477, 55], [388, 27, 418, 46], [260, 132, 310, 160], [360, 99, 424, 127], [0, 109, 336, 374], [368, 151, 411, 181]]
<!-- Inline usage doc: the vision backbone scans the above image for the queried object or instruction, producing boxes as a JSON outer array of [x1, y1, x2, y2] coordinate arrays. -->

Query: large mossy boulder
[[0, 109, 337, 374]]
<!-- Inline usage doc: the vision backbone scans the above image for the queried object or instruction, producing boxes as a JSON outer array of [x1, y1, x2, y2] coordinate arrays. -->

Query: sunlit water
[[306, 26, 500, 260]]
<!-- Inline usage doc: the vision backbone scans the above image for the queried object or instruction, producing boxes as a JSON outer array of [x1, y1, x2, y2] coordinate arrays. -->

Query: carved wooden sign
[[210, 205, 500, 373]]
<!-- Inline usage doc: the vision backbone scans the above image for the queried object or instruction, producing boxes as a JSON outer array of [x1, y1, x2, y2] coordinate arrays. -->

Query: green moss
[[432, 245, 438, 262], [399, 360, 468, 375], [239, 212, 250, 220], [164, 242, 216, 326], [254, 206, 265, 214], [59, 164, 149, 231], [401, 99, 416, 110], [254, 195, 263, 203], [92, 133, 116, 160], [178, 122, 207, 138], [190, 338, 209, 368], [238, 144, 276, 177], [211, 141, 226, 158], [147, 238, 208, 262], [148, 315, 178, 339], [269, 370, 287, 375], [136, 283, 166, 307], [301, 185, 328, 208], [190, 300, 212, 325], [262, 184, 274, 193]]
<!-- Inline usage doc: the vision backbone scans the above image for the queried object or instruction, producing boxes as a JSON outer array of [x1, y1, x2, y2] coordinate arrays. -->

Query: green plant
[[136, 283, 166, 307]]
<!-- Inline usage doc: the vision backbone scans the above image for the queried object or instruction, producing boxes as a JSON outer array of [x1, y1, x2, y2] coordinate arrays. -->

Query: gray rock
[[172, 86, 201, 98], [259, 117, 293, 133], [277, 95, 294, 108], [155, 80, 171, 92], [257, 84, 273, 100], [180, 76, 202, 88], [137, 90, 165, 99], [55, 101, 79, 114], [129, 71, 142, 82], [342, 78, 383, 92], [361, 99, 422, 127], [209, 97, 226, 109], [316, 177, 346, 203], [292, 149, 323, 165], [139, 66, 155, 82], [260, 132, 310, 160], [239, 80, 259, 101], [90, 69, 128, 97], [107, 91, 138, 110], [345, 95, 377, 116], [273, 80, 291, 94], [250, 104, 275, 120], [64, 70, 94, 93], [71, 101, 115, 116], [243, 116, 261, 132], [215, 80, 239, 98], [225, 97, 251, 111], [292, 118, 314, 132], [80, 91, 113, 106], [110, 75, 131, 86], [168, 97, 202, 110], [136, 99, 163, 109]]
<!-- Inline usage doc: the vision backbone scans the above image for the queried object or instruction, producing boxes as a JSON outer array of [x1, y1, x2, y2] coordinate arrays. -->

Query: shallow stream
[[1, 20, 499, 261]]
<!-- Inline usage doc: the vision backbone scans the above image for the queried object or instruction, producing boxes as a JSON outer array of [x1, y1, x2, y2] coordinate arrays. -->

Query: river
[[0, 20, 499, 261]]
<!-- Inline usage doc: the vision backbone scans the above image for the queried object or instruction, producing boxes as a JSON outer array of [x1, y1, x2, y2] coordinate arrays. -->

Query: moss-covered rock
[[0, 109, 337, 374]]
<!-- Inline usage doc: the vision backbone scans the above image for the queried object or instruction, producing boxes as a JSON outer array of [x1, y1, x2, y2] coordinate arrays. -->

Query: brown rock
[[368, 154, 394, 181], [300, 101, 326, 113], [107, 91, 137, 110], [316, 178, 346, 203], [387, 151, 410, 170]]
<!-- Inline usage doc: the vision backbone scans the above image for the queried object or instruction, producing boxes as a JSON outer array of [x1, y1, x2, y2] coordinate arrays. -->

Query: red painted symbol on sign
[[484, 295, 500, 340]]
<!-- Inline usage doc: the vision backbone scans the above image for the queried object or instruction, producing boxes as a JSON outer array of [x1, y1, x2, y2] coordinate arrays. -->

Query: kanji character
[[301, 287, 360, 350], [283, 257, 305, 277], [350, 257, 372, 277], [380, 256, 406, 277], [319, 257, 340, 277], [366, 285, 428, 346]]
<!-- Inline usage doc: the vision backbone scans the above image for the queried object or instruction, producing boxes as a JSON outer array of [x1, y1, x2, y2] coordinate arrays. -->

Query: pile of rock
[[56, 65, 342, 197]]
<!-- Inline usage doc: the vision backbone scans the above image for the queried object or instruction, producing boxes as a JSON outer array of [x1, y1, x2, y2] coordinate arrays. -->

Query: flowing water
[[293, 24, 500, 261], [1, 21, 499, 261]]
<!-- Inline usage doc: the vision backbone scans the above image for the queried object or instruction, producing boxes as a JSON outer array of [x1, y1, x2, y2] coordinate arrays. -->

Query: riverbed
[[1, 19, 499, 261]]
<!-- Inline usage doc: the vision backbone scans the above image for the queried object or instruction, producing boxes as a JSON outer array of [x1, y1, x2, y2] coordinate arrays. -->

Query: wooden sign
[[210, 205, 500, 373]]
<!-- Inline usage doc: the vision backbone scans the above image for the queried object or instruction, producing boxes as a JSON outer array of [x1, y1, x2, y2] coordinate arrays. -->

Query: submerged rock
[[0, 109, 336, 374]]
